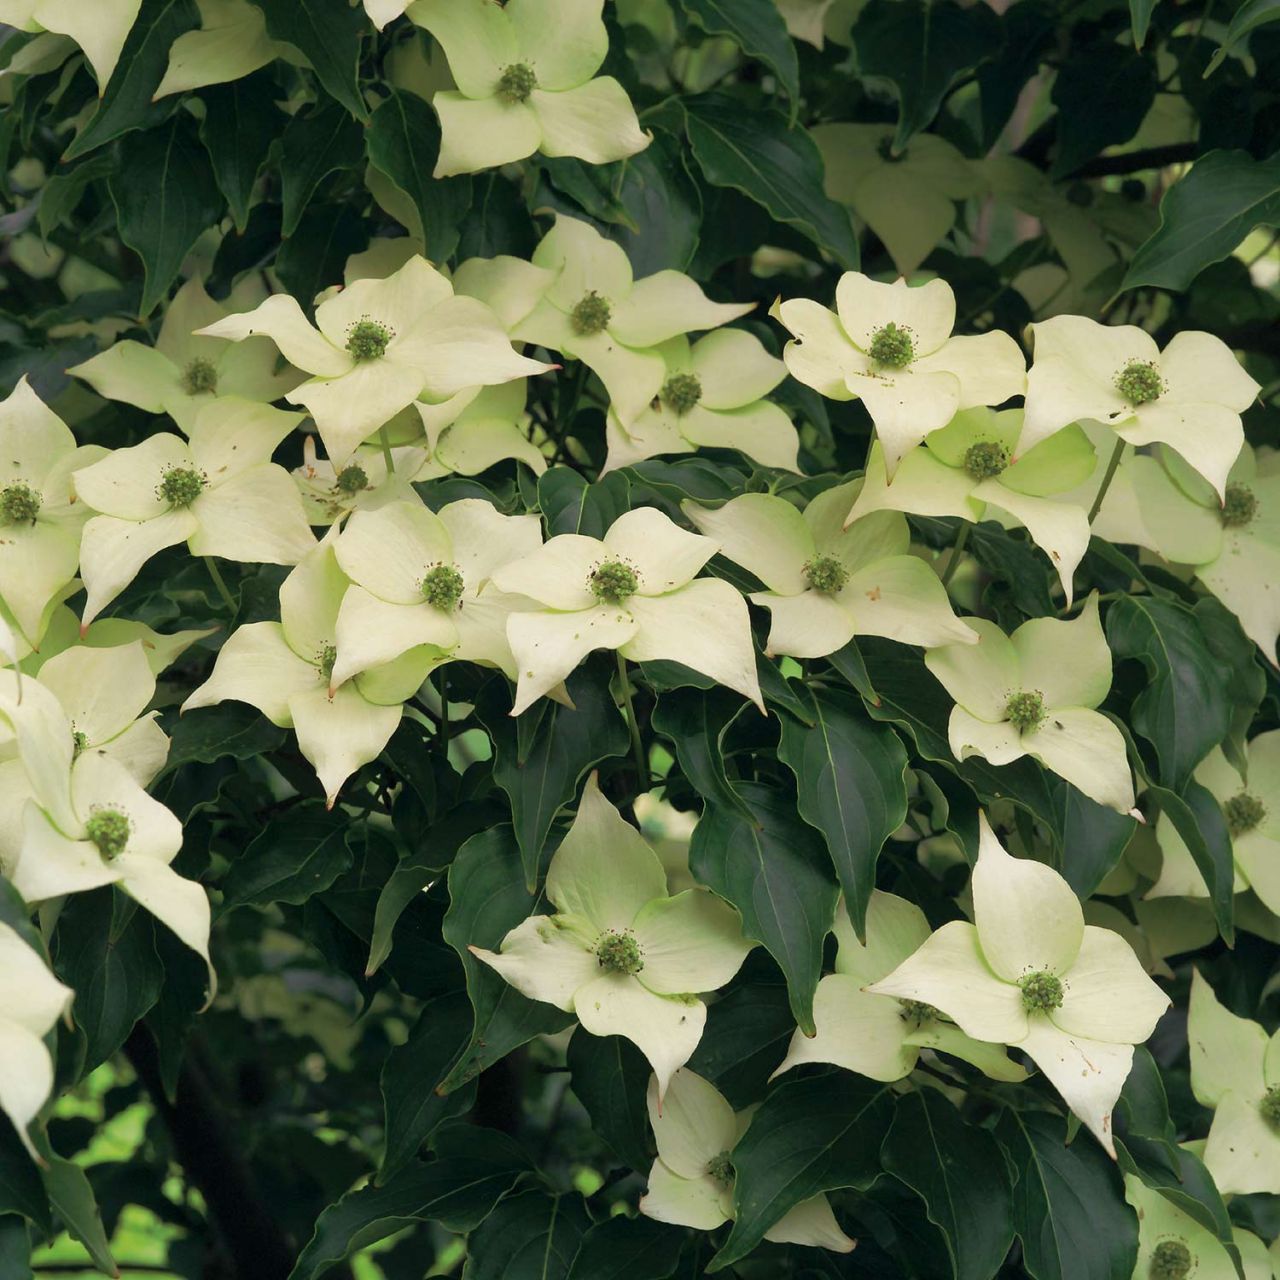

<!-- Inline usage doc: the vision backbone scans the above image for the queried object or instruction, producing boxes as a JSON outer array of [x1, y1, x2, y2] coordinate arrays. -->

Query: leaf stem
[[938, 521, 971, 590], [204, 557, 237, 613], [438, 667, 449, 761], [615, 651, 648, 788], [1087, 437, 1127, 522], [379, 426, 396, 476]]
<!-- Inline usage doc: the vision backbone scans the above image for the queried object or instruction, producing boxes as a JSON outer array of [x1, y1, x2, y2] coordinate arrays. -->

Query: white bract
[[925, 593, 1136, 813], [69, 277, 302, 432], [73, 399, 316, 627], [603, 329, 797, 473], [848, 409, 1096, 605], [410, 381, 548, 481], [516, 217, 753, 426], [869, 813, 1169, 1154], [470, 775, 753, 1096], [408, 0, 649, 176], [183, 531, 428, 805], [196, 255, 551, 464], [331, 498, 544, 689], [639, 1068, 854, 1251], [1187, 969, 1280, 1196], [772, 891, 1027, 1084], [771, 272, 1026, 476], [0, 0, 140, 88], [1021, 316, 1259, 501], [491, 507, 763, 716], [0, 921, 73, 1162], [0, 378, 104, 646], [683, 482, 976, 659]]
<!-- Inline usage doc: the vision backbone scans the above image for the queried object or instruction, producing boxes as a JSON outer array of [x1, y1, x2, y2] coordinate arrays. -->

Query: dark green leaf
[[651, 685, 754, 820], [683, 93, 859, 269], [537, 467, 632, 539], [690, 781, 839, 1034], [275, 201, 370, 315], [0, 1122, 50, 1234], [466, 1189, 591, 1280], [0, 1217, 33, 1280], [1120, 150, 1280, 293], [686, 973, 795, 1108], [600, 132, 703, 275], [711, 1071, 891, 1270], [567, 1032, 652, 1172], [281, 100, 365, 238], [1050, 43, 1157, 179], [367, 88, 472, 259], [776, 684, 909, 939], [41, 1157, 115, 1276], [257, 0, 369, 121], [881, 1090, 1014, 1280], [1206, 0, 1280, 73], [677, 0, 800, 109], [37, 153, 113, 238], [1130, 0, 1158, 49], [109, 113, 222, 315], [219, 806, 353, 912], [1147, 780, 1234, 942], [1194, 597, 1265, 775], [568, 1215, 686, 1280], [199, 70, 282, 232]]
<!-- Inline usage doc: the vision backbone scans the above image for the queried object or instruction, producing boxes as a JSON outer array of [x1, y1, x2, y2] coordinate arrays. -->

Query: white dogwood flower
[[0, 0, 140, 88]]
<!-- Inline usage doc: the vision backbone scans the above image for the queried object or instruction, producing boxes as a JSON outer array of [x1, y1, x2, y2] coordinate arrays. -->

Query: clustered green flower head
[[869, 813, 1170, 1154], [409, 0, 650, 177], [638, 1067, 853, 1250], [470, 774, 754, 1097]]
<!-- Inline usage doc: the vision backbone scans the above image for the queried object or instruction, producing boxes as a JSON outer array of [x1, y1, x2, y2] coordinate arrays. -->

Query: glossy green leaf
[[1050, 43, 1157, 179], [219, 806, 353, 912], [280, 100, 365, 238], [677, 0, 800, 110], [1147, 779, 1234, 942], [567, 1215, 686, 1280], [257, 0, 369, 121], [198, 70, 282, 232], [1206, 0, 1280, 73], [41, 1158, 115, 1276], [466, 1189, 591, 1280], [566, 1032, 652, 1173], [651, 685, 754, 821]]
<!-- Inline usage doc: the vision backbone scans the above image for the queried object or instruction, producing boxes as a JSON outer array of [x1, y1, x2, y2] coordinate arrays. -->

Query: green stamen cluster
[[868, 322, 915, 369], [963, 440, 1010, 481], [1019, 970, 1064, 1012], [497, 62, 536, 104], [570, 291, 611, 337], [181, 357, 218, 396], [1005, 690, 1047, 733], [803, 555, 849, 595], [422, 564, 465, 612], [1221, 483, 1258, 529], [1260, 1086, 1280, 1129], [0, 482, 42, 524], [318, 644, 337, 683], [1149, 1239, 1192, 1280], [346, 318, 393, 361], [661, 372, 702, 416], [706, 1152, 735, 1186], [72, 729, 89, 755], [85, 808, 130, 860], [158, 467, 207, 508], [898, 999, 939, 1026], [335, 464, 369, 495], [1224, 791, 1265, 837], [595, 930, 643, 975], [1114, 360, 1163, 406], [590, 560, 638, 605]]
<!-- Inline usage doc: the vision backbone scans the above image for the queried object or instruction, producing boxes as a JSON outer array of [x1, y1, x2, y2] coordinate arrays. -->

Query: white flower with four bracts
[[491, 507, 764, 717], [409, 0, 650, 177], [925, 593, 1137, 813], [183, 531, 429, 806], [868, 814, 1169, 1154], [603, 329, 798, 473], [638, 1067, 854, 1252], [410, 380, 549, 481], [516, 216, 754, 427], [331, 498, 545, 690], [470, 774, 753, 1097], [196, 255, 552, 464], [772, 891, 1027, 1085], [1020, 316, 1260, 500], [72, 399, 317, 627], [771, 272, 1026, 476], [292, 435, 426, 528], [0, 921, 73, 1163], [1187, 969, 1280, 1197], [684, 482, 977, 659]]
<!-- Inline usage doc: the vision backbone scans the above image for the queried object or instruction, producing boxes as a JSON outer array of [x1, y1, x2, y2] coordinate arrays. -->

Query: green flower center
[[1115, 360, 1163, 406], [318, 644, 337, 682], [497, 61, 536, 104], [181, 357, 218, 396], [422, 564, 465, 612], [0, 482, 42, 524], [590, 560, 638, 605], [898, 999, 939, 1026], [661, 372, 702, 416], [335, 464, 369, 495], [158, 467, 207, 508], [868, 322, 915, 369], [963, 440, 1010, 481], [1019, 970, 1064, 1012], [1260, 1086, 1280, 1130], [1005, 690, 1047, 733], [1224, 791, 1265, 837], [706, 1151, 735, 1187], [1221, 482, 1258, 529], [1149, 1239, 1192, 1280], [85, 807, 130, 860], [72, 729, 89, 755], [570, 291, 611, 337], [595, 930, 643, 975], [346, 317, 393, 362], [804, 555, 849, 595]]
